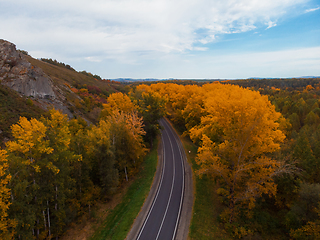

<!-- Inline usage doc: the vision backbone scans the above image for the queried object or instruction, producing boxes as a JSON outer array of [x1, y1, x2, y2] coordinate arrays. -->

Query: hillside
[[0, 39, 126, 138], [26, 56, 125, 93], [26, 56, 127, 123], [0, 84, 46, 146]]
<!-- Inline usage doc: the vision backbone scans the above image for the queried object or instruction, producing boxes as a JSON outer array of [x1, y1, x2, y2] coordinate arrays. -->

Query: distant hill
[[299, 76, 320, 79], [115, 76, 320, 83], [113, 78, 164, 82]]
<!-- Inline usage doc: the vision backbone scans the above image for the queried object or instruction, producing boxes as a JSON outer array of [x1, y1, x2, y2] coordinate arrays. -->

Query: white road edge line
[[155, 122, 176, 240], [136, 122, 167, 240]]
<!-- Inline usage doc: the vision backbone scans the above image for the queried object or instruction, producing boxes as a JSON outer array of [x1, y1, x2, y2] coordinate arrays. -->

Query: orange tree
[[189, 83, 294, 223]]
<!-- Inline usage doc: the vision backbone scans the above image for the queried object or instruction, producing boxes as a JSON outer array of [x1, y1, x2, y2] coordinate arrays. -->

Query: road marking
[[166, 121, 185, 240], [155, 126, 176, 240], [136, 125, 167, 240], [135, 119, 185, 240]]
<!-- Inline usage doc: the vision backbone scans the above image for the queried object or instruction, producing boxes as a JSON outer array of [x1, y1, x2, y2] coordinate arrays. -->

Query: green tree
[[68, 118, 97, 213], [293, 133, 318, 182], [305, 111, 320, 126], [88, 120, 118, 196], [130, 85, 166, 145], [290, 201, 320, 239], [287, 182, 320, 236], [290, 113, 301, 132]]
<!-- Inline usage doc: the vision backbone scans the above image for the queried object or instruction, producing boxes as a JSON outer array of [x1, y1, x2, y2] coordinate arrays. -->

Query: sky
[[0, 0, 319, 79]]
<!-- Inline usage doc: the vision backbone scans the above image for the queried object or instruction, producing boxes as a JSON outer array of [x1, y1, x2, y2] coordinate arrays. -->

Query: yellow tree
[[124, 111, 147, 161], [99, 92, 146, 181], [6, 117, 53, 238], [149, 83, 171, 103], [107, 110, 146, 181], [100, 92, 136, 118], [190, 83, 293, 222], [0, 149, 15, 239], [148, 83, 203, 131], [6, 111, 82, 238], [157, 83, 187, 125], [144, 83, 183, 124], [6, 117, 53, 172], [182, 85, 204, 132]]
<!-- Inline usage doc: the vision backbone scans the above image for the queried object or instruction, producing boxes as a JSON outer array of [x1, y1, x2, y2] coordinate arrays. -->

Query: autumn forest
[[1, 78, 320, 239]]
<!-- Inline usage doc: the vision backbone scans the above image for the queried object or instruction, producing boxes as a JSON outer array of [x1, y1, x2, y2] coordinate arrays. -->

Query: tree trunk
[[125, 167, 128, 182], [55, 185, 58, 211], [229, 187, 235, 223], [79, 165, 82, 200], [43, 210, 47, 232], [47, 200, 51, 238], [37, 219, 40, 237]]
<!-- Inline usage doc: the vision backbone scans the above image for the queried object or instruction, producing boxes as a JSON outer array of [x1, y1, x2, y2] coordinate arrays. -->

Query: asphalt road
[[136, 118, 185, 240]]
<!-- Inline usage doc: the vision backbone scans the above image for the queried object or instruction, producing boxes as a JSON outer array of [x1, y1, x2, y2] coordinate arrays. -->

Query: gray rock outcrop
[[0, 39, 55, 99]]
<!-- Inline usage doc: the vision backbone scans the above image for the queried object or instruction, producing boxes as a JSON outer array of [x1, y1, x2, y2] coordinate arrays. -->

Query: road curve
[[135, 118, 185, 240]]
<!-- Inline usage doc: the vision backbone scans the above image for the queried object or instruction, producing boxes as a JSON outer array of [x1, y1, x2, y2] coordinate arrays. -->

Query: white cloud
[[2, 0, 319, 80], [85, 57, 103, 63], [193, 47, 209, 51], [266, 20, 277, 29], [74, 46, 320, 79], [0, 0, 308, 63], [305, 6, 320, 12]]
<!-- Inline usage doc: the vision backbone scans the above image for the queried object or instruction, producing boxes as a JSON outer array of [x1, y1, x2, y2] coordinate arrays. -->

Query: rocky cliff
[[0, 39, 122, 122], [0, 39, 55, 99]]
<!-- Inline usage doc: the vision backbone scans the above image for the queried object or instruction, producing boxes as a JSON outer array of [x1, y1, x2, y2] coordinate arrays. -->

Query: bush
[[26, 98, 33, 106]]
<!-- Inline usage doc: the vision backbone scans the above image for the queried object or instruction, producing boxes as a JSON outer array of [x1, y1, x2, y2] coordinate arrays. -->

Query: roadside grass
[[90, 138, 159, 240], [180, 137, 231, 240]]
